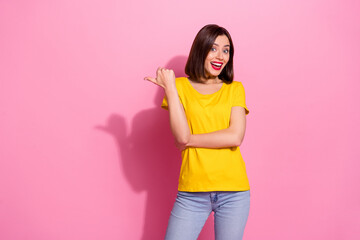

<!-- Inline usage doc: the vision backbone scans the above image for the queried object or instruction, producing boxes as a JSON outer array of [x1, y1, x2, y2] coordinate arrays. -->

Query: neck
[[199, 76, 222, 84]]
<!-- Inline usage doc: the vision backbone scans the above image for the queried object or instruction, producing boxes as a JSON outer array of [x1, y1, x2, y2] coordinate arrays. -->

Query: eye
[[223, 49, 229, 54], [211, 47, 217, 52]]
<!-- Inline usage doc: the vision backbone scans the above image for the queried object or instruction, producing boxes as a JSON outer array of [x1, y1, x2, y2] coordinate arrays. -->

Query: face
[[204, 35, 230, 78]]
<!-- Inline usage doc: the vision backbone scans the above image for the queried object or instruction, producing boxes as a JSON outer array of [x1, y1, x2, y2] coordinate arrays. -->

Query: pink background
[[1, 0, 359, 239]]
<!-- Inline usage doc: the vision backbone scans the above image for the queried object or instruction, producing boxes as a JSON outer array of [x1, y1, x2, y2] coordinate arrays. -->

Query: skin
[[203, 34, 230, 82], [144, 35, 247, 151], [188, 35, 230, 94]]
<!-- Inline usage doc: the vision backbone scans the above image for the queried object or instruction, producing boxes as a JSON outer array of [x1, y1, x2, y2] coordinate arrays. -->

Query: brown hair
[[185, 24, 234, 84]]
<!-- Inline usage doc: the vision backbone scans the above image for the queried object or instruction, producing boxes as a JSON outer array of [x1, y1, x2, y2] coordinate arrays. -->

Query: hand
[[144, 67, 176, 90]]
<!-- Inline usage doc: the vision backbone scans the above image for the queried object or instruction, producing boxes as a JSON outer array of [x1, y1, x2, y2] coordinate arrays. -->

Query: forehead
[[213, 35, 230, 46]]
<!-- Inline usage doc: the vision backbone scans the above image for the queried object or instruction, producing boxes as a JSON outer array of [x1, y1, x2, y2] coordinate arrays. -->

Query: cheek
[[223, 57, 230, 67], [224, 55, 230, 63], [205, 58, 212, 67], [226, 53, 230, 60], [207, 52, 216, 60]]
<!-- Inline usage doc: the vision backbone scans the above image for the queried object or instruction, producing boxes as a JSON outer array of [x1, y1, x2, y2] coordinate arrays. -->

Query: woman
[[144, 24, 250, 240]]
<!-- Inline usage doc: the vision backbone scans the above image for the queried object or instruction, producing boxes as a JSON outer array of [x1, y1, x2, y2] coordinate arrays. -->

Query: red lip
[[211, 61, 223, 71]]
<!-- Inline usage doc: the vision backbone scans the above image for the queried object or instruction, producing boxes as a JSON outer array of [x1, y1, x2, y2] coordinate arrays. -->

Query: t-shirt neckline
[[185, 77, 225, 96]]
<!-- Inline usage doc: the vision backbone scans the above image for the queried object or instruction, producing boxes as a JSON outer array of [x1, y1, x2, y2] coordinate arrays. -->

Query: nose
[[216, 50, 224, 60]]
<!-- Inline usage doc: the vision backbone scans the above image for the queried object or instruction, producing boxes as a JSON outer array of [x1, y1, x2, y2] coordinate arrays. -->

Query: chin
[[208, 70, 223, 78], [205, 70, 220, 78], [205, 73, 217, 79]]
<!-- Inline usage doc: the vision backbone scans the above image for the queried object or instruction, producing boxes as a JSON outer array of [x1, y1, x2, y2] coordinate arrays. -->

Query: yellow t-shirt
[[161, 77, 250, 192]]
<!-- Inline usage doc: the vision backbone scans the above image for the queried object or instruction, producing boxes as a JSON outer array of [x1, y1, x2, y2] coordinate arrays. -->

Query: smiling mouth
[[211, 62, 223, 70]]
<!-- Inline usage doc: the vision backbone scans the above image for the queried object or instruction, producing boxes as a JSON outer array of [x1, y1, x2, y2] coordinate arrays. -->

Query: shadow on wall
[[96, 56, 219, 239]]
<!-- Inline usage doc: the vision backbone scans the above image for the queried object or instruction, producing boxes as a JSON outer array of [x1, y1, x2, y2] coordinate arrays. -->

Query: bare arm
[[185, 106, 247, 148], [145, 68, 247, 150], [144, 68, 190, 146]]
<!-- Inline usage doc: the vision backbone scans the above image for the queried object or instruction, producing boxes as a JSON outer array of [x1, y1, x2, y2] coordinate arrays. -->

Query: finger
[[158, 67, 169, 72], [144, 76, 157, 83], [156, 68, 163, 77], [144, 77, 164, 88]]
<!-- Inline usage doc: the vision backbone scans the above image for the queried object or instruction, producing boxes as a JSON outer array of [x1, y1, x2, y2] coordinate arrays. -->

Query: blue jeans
[[164, 190, 250, 240]]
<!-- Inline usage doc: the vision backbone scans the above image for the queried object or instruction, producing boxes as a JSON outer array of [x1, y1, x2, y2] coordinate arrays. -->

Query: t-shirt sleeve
[[161, 95, 168, 110], [232, 82, 250, 115], [161, 94, 184, 110]]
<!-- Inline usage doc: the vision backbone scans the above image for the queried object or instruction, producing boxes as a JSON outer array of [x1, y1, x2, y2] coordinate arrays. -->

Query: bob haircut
[[185, 24, 234, 84]]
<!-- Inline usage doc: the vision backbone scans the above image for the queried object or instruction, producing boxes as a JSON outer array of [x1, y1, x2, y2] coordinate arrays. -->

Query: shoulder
[[175, 77, 188, 85], [174, 77, 189, 90], [229, 81, 244, 87], [224, 81, 245, 92], [230, 81, 246, 92]]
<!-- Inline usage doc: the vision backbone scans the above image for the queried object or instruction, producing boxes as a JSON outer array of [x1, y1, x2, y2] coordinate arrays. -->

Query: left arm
[[184, 106, 247, 149]]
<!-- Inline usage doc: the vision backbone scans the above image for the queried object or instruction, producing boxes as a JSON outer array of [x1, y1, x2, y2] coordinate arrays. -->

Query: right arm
[[144, 67, 190, 148], [164, 86, 191, 146]]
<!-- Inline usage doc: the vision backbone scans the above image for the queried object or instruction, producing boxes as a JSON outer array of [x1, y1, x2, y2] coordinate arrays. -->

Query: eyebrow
[[213, 43, 230, 47]]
